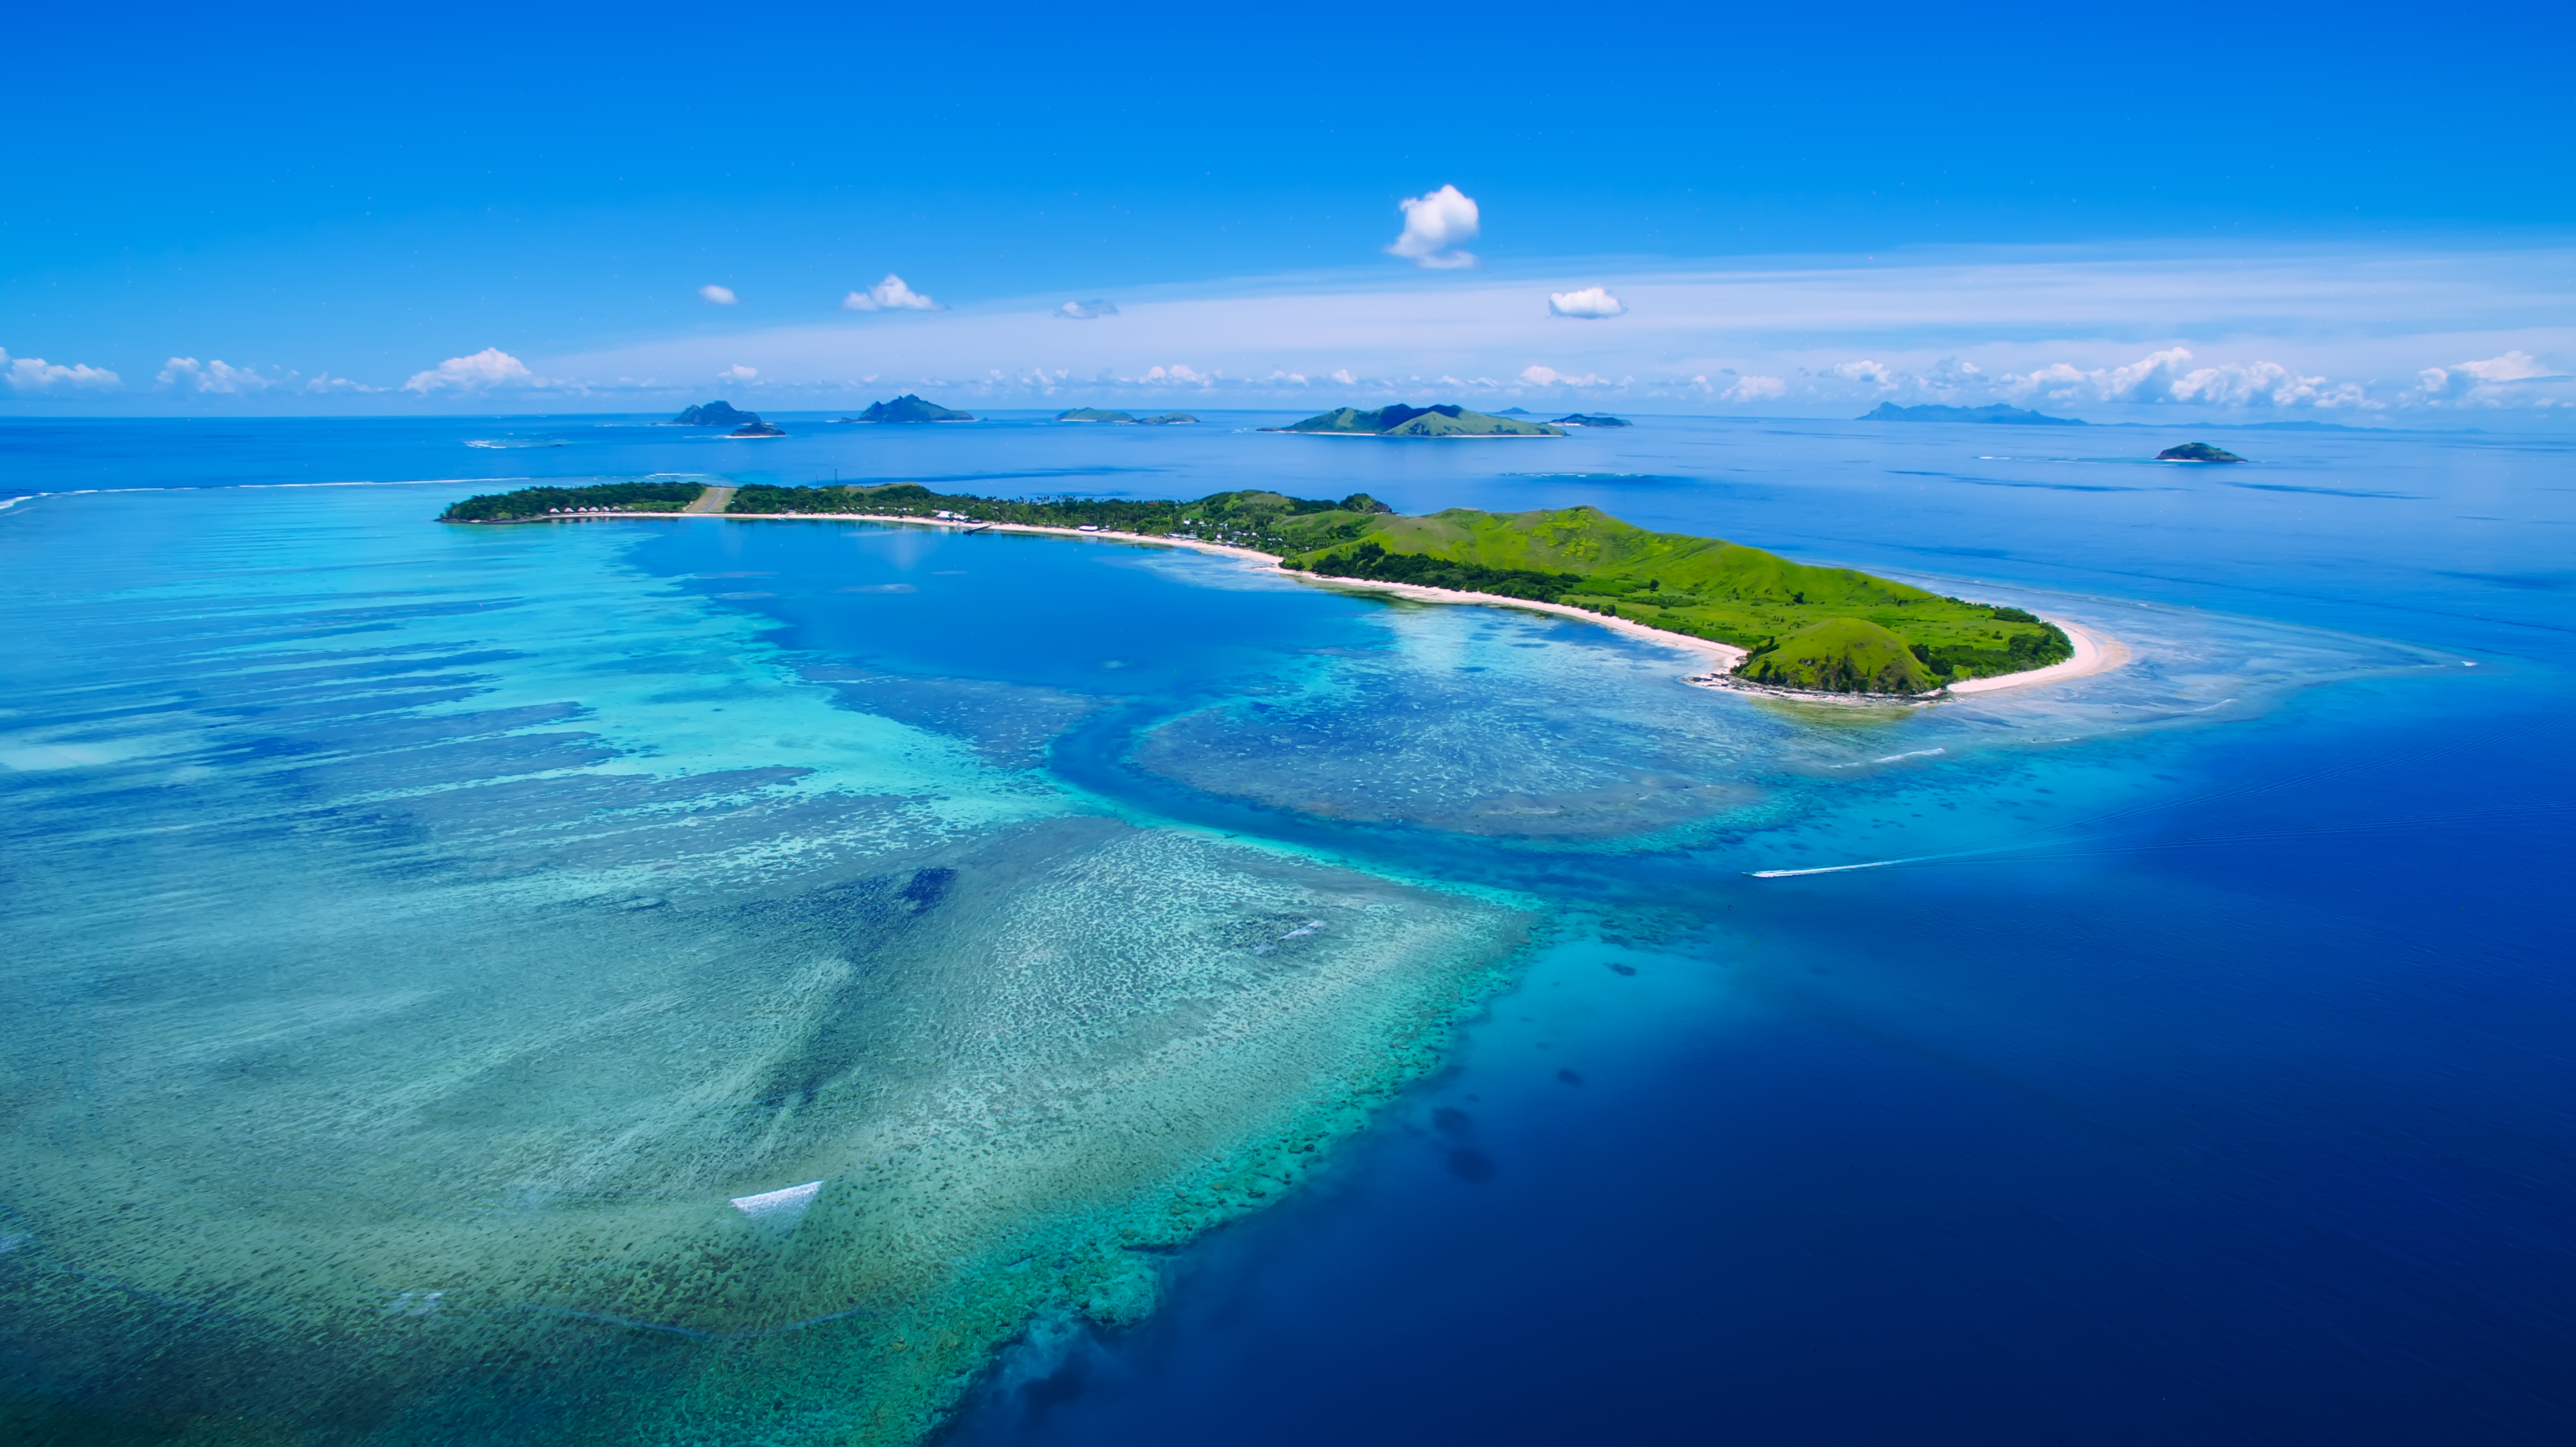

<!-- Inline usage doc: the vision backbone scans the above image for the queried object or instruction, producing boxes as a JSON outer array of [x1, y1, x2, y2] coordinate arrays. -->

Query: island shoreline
[[534, 509, 2126, 698]]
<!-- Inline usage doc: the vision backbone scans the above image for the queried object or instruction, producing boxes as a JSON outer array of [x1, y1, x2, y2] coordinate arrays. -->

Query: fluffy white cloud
[[1136, 363, 1209, 385], [2457, 349, 2560, 381], [721, 364, 758, 381], [1520, 365, 1607, 387], [1984, 347, 2367, 410], [1722, 375, 1788, 403], [1, 348, 121, 394], [157, 357, 277, 394], [1827, 359, 1897, 388], [1387, 185, 1479, 270], [403, 348, 538, 394], [1056, 299, 1119, 319], [1548, 285, 1625, 319], [1329, 368, 1356, 385], [2095, 347, 2359, 407], [699, 285, 739, 305], [842, 275, 944, 312], [2416, 350, 2567, 403]]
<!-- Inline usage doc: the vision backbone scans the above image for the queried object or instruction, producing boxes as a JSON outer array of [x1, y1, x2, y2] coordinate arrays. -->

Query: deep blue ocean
[[1, 412, 2569, 1444]]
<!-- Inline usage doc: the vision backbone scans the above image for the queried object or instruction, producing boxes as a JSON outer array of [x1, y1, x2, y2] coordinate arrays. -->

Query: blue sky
[[5, 0, 2570, 420]]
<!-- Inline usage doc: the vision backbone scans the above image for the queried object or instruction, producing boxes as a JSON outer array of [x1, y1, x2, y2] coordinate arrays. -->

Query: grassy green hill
[[1276, 505, 2069, 693]]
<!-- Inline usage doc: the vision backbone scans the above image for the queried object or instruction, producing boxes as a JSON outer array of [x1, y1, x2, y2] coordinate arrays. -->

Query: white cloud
[[1387, 185, 1479, 270], [1547, 285, 1625, 319], [1722, 375, 1787, 403], [2415, 350, 2567, 404], [1827, 359, 1897, 389], [1, 348, 121, 394], [2009, 362, 2091, 400], [1265, 369, 1309, 386], [1520, 365, 1607, 388], [1984, 347, 2368, 410], [157, 357, 277, 394], [2097, 348, 2351, 407], [403, 347, 538, 394], [720, 364, 758, 381], [2457, 349, 2561, 383], [1137, 363, 1209, 386], [842, 274, 945, 312], [699, 285, 739, 306], [1329, 368, 1356, 385], [1056, 299, 1119, 319]]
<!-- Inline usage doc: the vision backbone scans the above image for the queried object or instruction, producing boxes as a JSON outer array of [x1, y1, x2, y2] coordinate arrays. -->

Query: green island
[[437, 479, 710, 521], [840, 394, 975, 423], [672, 400, 758, 427], [2157, 441, 2246, 462], [1056, 408, 1200, 425], [1265, 403, 1565, 437], [443, 474, 2071, 693]]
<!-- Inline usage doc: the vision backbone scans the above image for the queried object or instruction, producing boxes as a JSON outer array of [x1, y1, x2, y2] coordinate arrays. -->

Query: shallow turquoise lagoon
[[2, 416, 2569, 1442]]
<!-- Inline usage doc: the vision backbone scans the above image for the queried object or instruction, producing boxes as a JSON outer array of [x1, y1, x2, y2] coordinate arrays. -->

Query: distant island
[[2156, 442, 2246, 463], [1056, 409, 1200, 425], [1267, 404, 1564, 438], [839, 394, 976, 424], [674, 401, 760, 427], [1862, 402, 2085, 426], [440, 479, 2071, 694], [728, 421, 786, 438], [1551, 413, 1629, 427]]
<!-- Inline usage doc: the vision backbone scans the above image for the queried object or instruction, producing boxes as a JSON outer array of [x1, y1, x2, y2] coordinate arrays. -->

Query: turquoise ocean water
[[1, 414, 2570, 1442]]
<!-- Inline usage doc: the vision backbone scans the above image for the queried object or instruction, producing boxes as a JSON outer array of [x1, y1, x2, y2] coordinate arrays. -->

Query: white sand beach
[[1945, 618, 2128, 694], [699, 511, 2123, 698]]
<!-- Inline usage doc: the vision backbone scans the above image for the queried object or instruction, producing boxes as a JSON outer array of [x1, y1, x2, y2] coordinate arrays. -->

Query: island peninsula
[[443, 476, 2090, 696]]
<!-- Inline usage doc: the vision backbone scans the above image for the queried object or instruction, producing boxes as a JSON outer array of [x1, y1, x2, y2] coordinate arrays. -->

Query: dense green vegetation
[[447, 476, 2068, 693], [440, 480, 707, 521], [1279, 505, 2069, 693], [1268, 404, 1564, 437], [723, 482, 1393, 552], [2157, 441, 2246, 462]]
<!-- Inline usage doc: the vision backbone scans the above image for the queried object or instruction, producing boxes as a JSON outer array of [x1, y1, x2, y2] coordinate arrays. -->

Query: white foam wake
[[729, 1180, 823, 1222], [1748, 858, 1914, 878]]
